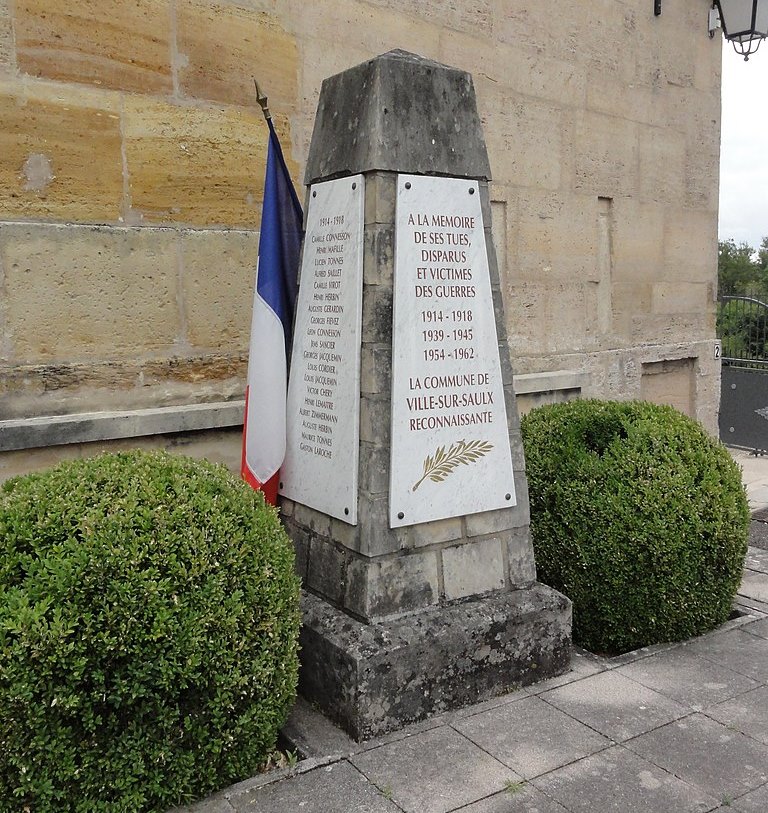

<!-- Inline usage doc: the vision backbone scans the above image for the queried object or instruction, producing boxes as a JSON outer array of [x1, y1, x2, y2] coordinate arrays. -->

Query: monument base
[[298, 584, 572, 741]]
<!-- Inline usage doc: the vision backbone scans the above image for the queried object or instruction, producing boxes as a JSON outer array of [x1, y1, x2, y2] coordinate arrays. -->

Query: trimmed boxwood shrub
[[521, 399, 749, 654], [0, 451, 300, 813]]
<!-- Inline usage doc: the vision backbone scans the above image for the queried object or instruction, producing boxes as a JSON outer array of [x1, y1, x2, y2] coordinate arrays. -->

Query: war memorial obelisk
[[279, 50, 571, 740]]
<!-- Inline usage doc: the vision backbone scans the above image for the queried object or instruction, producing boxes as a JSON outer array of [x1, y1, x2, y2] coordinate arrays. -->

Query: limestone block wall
[[0, 0, 301, 425], [0, 0, 722, 476]]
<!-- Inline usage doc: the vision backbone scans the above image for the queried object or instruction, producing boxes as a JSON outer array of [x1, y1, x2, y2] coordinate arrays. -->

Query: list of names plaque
[[389, 174, 516, 528], [281, 175, 365, 524]]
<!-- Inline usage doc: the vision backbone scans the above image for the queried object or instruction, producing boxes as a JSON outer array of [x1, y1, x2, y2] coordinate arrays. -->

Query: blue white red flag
[[241, 118, 303, 504]]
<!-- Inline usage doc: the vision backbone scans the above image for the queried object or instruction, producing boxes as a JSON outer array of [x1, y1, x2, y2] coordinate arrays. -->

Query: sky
[[719, 40, 768, 249]]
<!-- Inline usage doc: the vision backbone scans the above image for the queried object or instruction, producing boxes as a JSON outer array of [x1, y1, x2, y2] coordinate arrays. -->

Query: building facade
[[0, 0, 722, 479]]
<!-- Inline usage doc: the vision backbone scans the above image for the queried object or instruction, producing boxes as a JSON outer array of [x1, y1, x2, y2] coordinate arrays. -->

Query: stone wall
[[0, 0, 722, 475]]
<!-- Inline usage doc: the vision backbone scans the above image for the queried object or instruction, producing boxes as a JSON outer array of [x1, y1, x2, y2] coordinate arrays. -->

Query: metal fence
[[718, 292, 768, 450], [717, 293, 768, 368]]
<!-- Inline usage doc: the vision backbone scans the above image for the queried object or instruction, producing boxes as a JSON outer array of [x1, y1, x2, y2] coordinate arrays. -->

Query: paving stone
[[739, 571, 768, 604], [681, 628, 768, 681], [531, 745, 717, 813], [169, 796, 235, 813], [745, 546, 768, 573], [450, 689, 531, 721], [453, 785, 569, 812], [569, 647, 609, 677], [625, 714, 768, 800], [453, 695, 610, 779], [541, 670, 688, 742], [742, 616, 768, 639], [616, 647, 759, 708], [228, 760, 400, 813], [732, 781, 768, 812], [351, 726, 517, 813], [705, 686, 768, 746], [525, 652, 605, 694], [280, 696, 357, 759]]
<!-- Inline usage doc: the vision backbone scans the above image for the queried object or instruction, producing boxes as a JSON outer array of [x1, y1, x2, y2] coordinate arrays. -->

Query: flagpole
[[254, 80, 271, 122]]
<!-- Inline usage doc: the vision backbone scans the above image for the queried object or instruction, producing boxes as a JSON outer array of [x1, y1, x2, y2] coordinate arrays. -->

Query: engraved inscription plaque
[[281, 175, 365, 524], [389, 174, 516, 528]]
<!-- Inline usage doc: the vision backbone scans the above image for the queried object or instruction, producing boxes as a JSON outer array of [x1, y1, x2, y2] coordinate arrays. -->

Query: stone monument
[[279, 50, 571, 741]]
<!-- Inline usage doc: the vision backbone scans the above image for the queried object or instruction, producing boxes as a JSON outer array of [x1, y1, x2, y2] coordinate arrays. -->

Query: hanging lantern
[[714, 0, 768, 60]]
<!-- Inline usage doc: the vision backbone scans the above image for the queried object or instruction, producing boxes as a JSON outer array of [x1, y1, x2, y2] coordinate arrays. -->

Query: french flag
[[241, 117, 303, 504]]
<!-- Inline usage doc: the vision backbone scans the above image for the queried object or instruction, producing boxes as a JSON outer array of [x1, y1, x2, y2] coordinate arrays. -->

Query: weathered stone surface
[[0, 401, 243, 451], [408, 516, 463, 549], [465, 503, 526, 537], [280, 696, 356, 759], [123, 100, 296, 228], [0, 0, 14, 73], [298, 585, 571, 741], [482, 95, 562, 190], [344, 552, 440, 620], [573, 112, 638, 197], [734, 781, 768, 813], [455, 786, 570, 813], [358, 395, 391, 447], [0, 425, 242, 484], [362, 224, 395, 287], [176, 1, 298, 110], [651, 282, 709, 316], [180, 229, 258, 351], [0, 82, 122, 222], [305, 538, 347, 605], [355, 495, 408, 558], [0, 353, 247, 421], [229, 760, 400, 813], [293, 503, 332, 539], [363, 172, 396, 226], [616, 647, 759, 708], [531, 745, 718, 813], [442, 537, 505, 600], [360, 343, 391, 396], [14, 0, 172, 93], [360, 284, 393, 344], [305, 50, 490, 184], [682, 628, 768, 683], [351, 726, 516, 813], [1, 223, 178, 362], [706, 685, 768, 747], [358, 442, 389, 494], [626, 714, 768, 800], [640, 357, 695, 418], [541, 670, 687, 743], [507, 526, 537, 586], [292, 1, 440, 118], [454, 695, 610, 778]]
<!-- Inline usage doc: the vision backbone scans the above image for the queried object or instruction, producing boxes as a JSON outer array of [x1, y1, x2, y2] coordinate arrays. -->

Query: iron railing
[[717, 293, 768, 368]]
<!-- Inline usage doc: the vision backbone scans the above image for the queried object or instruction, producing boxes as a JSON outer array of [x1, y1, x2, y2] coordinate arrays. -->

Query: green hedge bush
[[521, 400, 749, 654], [0, 451, 300, 813]]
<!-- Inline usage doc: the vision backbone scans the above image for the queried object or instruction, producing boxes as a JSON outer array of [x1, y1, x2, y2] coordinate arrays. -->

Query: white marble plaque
[[389, 174, 516, 528], [280, 175, 365, 524]]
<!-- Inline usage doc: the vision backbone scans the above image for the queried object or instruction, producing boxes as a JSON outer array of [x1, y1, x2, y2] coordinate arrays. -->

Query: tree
[[718, 238, 758, 296]]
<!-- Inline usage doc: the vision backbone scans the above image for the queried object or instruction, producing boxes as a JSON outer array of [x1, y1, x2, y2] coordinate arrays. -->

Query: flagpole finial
[[254, 79, 272, 121]]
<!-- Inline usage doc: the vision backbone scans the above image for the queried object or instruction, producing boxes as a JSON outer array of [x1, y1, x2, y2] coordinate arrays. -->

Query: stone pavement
[[732, 448, 768, 514], [173, 450, 768, 813]]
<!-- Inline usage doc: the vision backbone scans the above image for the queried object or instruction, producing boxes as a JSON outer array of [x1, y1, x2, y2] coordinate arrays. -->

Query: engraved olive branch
[[412, 439, 494, 492]]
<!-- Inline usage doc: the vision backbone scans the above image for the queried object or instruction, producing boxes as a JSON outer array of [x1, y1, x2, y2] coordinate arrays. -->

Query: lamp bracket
[[709, 6, 721, 37]]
